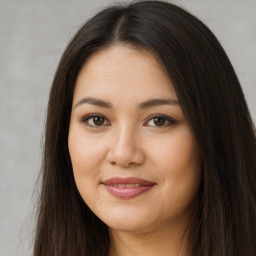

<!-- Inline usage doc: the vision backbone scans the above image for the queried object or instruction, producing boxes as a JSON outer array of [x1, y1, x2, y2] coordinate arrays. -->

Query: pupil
[[94, 117, 104, 125], [154, 117, 165, 126]]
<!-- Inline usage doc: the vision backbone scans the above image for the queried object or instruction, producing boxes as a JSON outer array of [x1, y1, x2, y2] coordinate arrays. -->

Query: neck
[[108, 219, 190, 256]]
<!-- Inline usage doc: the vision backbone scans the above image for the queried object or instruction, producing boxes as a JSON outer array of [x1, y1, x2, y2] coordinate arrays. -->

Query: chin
[[99, 210, 155, 234], [107, 220, 150, 233]]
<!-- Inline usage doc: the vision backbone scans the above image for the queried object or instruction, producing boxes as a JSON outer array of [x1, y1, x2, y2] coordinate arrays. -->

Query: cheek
[[68, 129, 106, 191], [148, 126, 201, 207], [69, 128, 103, 167], [150, 127, 200, 171], [68, 130, 106, 211]]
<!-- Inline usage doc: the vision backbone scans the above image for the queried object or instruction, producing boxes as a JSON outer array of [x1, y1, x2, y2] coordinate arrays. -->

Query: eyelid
[[80, 113, 177, 128], [144, 114, 177, 127], [81, 113, 110, 127]]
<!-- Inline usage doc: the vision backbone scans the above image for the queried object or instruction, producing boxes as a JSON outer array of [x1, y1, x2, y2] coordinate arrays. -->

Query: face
[[68, 45, 201, 234]]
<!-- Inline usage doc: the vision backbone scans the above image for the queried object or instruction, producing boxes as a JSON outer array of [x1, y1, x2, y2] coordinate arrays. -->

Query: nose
[[106, 126, 145, 168]]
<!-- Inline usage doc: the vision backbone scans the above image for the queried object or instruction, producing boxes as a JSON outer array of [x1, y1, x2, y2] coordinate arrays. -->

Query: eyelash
[[145, 114, 177, 127], [81, 113, 177, 128]]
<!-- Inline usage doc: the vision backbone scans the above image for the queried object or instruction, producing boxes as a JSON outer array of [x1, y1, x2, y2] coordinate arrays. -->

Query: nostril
[[110, 160, 136, 168]]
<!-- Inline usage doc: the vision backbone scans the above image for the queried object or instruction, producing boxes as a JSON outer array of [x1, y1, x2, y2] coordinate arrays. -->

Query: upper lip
[[102, 177, 155, 186]]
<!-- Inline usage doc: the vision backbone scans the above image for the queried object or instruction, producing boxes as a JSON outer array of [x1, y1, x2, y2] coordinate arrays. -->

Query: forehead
[[73, 44, 177, 102]]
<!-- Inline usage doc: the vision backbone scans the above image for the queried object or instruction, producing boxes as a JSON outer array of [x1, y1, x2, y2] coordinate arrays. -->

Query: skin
[[68, 44, 201, 256]]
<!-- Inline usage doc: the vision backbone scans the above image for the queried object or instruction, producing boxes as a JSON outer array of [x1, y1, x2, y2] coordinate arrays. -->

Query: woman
[[33, 1, 256, 255]]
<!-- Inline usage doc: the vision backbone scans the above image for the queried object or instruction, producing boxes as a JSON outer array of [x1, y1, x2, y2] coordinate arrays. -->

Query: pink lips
[[102, 177, 155, 199]]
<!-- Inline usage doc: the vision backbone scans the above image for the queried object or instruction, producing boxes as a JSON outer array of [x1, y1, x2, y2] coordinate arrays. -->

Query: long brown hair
[[34, 1, 256, 255]]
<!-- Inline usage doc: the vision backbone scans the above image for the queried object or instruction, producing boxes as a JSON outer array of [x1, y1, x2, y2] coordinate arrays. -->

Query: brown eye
[[153, 117, 166, 126], [145, 114, 177, 127], [82, 114, 109, 127], [92, 116, 105, 126]]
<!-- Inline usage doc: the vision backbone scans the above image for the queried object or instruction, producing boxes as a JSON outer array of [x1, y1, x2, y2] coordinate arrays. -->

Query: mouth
[[102, 177, 156, 199]]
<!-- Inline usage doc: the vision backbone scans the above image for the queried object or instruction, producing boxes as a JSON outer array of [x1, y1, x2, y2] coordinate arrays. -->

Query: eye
[[81, 114, 110, 127], [145, 114, 177, 127]]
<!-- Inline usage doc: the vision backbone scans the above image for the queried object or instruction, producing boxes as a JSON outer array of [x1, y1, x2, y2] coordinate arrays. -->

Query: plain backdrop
[[0, 0, 255, 255]]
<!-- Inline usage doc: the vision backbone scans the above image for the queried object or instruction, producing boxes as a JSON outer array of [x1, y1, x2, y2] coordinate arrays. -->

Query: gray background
[[0, 0, 255, 255]]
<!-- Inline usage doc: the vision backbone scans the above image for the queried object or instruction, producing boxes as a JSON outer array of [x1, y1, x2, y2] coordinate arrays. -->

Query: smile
[[102, 177, 156, 199], [110, 184, 141, 188]]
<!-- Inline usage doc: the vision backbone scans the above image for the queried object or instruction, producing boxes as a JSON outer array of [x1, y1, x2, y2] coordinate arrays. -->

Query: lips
[[102, 177, 156, 198]]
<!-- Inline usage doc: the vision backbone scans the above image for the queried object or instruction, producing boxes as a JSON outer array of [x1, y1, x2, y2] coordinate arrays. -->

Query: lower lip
[[103, 184, 155, 198]]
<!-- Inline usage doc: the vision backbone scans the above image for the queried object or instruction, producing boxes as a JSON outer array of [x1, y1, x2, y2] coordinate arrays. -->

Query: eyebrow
[[74, 97, 112, 109], [139, 98, 180, 108], [74, 97, 180, 109]]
